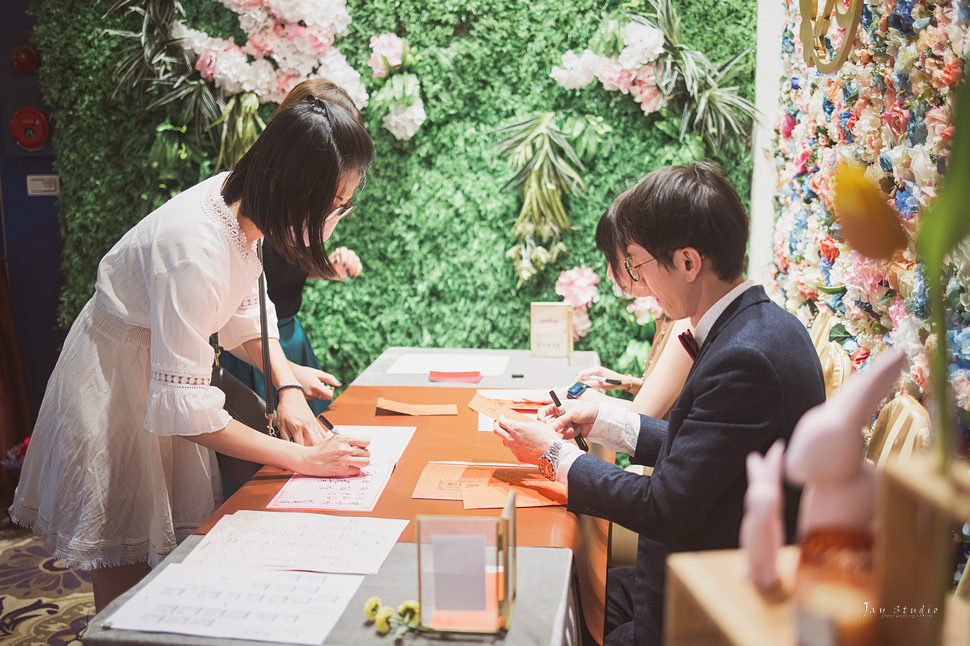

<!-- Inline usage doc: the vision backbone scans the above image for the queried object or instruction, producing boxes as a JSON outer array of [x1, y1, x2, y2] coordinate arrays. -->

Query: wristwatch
[[538, 439, 567, 480]]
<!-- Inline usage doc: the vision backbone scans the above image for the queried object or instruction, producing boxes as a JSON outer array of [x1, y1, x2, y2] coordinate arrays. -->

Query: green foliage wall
[[31, 0, 757, 387]]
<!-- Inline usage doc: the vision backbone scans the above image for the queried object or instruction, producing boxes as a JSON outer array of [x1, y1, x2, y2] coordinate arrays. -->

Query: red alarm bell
[[10, 108, 50, 151], [12, 46, 39, 74]]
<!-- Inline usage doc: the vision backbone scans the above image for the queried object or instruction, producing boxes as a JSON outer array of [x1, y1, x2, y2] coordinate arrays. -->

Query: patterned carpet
[[0, 513, 93, 645]]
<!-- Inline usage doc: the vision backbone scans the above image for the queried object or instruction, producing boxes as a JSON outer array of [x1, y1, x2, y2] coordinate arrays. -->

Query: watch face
[[567, 382, 588, 399], [538, 457, 555, 480]]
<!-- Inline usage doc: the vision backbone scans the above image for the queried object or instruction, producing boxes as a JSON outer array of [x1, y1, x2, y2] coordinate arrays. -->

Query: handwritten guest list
[[268, 425, 415, 512], [183, 510, 409, 574], [105, 564, 362, 645]]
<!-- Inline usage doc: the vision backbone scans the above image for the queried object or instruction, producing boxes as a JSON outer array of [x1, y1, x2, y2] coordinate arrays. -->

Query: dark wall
[[1, 0, 64, 424]]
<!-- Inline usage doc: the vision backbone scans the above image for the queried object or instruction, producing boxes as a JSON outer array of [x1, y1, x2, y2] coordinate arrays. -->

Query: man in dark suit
[[495, 163, 825, 645]]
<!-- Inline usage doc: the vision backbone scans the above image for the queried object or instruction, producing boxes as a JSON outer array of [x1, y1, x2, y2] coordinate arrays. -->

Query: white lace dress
[[9, 173, 279, 570]]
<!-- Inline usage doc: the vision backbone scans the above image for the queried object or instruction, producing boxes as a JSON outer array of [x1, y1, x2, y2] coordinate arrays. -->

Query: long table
[[84, 349, 610, 645]]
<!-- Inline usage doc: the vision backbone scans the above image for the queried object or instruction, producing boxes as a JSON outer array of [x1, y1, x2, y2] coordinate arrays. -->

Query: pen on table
[[316, 412, 338, 435], [549, 389, 589, 452], [586, 375, 623, 386]]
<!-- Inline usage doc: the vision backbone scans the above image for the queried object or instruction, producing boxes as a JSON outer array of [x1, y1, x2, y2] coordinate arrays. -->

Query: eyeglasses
[[329, 203, 356, 220], [623, 255, 656, 282]]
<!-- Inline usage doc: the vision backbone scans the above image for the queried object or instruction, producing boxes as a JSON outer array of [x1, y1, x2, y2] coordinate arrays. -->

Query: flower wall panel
[[770, 0, 970, 412]]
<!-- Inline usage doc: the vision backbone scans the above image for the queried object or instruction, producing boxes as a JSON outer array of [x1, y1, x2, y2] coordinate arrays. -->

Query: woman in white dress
[[9, 95, 373, 611]]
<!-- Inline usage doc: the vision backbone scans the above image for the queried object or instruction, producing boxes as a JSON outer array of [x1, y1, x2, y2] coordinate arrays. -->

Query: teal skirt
[[218, 315, 330, 417]]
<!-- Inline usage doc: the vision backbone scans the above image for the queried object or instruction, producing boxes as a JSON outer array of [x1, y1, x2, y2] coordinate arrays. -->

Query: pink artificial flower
[[911, 353, 929, 391], [276, 74, 301, 97], [596, 59, 635, 94], [820, 236, 840, 264], [556, 266, 600, 309], [942, 59, 964, 88], [793, 141, 813, 174], [195, 49, 218, 82], [888, 299, 907, 328], [882, 104, 910, 144], [636, 84, 663, 114], [781, 112, 797, 139], [248, 32, 275, 58], [851, 346, 870, 368], [368, 33, 405, 78]]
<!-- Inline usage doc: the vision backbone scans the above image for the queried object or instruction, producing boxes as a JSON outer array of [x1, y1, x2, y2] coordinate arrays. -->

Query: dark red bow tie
[[679, 329, 698, 360]]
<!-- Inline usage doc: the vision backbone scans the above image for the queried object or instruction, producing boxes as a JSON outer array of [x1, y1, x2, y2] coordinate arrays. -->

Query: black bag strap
[[256, 239, 277, 436], [209, 239, 277, 438]]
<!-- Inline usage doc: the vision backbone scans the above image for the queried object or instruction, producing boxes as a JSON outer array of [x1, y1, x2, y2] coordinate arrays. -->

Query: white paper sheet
[[386, 352, 510, 376], [183, 510, 409, 574], [105, 563, 362, 645], [333, 425, 415, 464], [266, 426, 415, 512]]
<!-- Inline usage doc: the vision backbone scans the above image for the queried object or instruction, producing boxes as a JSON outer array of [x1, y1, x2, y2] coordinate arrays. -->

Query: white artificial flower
[[550, 49, 605, 89], [382, 97, 427, 140], [618, 22, 665, 69]]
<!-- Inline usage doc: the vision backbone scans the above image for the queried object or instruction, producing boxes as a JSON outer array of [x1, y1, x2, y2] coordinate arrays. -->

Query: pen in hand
[[316, 412, 339, 436], [549, 390, 589, 452], [586, 375, 623, 386]]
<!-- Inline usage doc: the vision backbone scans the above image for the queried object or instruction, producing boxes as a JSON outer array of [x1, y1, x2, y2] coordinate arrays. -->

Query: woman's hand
[[574, 365, 627, 391], [275, 390, 328, 445], [290, 363, 339, 401], [299, 434, 371, 478], [329, 247, 362, 279]]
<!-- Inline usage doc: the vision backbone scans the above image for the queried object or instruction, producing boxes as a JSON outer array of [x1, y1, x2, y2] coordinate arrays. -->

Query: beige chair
[[809, 310, 837, 352], [817, 340, 854, 399], [864, 392, 930, 468]]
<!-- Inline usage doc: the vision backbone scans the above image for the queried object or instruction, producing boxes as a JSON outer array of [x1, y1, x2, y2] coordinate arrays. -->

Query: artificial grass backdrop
[[31, 0, 756, 386]]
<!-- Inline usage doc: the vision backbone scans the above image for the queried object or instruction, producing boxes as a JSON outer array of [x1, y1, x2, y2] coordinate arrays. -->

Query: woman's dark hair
[[273, 78, 364, 126], [602, 162, 748, 281], [221, 95, 373, 277]]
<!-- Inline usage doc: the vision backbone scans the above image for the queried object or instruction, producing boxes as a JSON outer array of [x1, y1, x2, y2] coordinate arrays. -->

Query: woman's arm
[[238, 336, 327, 445], [188, 418, 369, 478], [628, 318, 693, 418]]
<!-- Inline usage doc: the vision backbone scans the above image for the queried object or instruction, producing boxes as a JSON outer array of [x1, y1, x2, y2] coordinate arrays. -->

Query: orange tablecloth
[[197, 385, 609, 643]]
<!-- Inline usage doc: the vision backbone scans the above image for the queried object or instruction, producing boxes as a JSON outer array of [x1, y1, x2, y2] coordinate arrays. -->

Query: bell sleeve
[[146, 255, 233, 436]]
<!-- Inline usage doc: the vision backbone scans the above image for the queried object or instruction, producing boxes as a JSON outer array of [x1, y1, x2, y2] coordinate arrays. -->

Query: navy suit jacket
[[567, 285, 825, 645]]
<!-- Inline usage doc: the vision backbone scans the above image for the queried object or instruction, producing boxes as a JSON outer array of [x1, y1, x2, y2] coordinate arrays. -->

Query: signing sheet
[[105, 563, 362, 645], [182, 510, 409, 574], [268, 426, 415, 512]]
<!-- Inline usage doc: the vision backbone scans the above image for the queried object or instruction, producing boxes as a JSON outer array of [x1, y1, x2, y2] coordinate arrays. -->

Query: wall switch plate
[[26, 174, 59, 196]]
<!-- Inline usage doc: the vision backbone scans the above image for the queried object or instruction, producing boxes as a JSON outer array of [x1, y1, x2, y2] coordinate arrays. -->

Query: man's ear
[[680, 248, 704, 281]]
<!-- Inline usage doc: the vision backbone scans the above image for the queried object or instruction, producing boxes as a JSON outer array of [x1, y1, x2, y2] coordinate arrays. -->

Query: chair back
[[809, 311, 837, 352], [817, 340, 853, 399], [864, 393, 930, 468]]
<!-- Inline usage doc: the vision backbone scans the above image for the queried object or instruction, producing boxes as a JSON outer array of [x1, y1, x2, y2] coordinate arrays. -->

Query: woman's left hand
[[290, 363, 339, 401], [329, 247, 362, 279], [275, 391, 328, 445]]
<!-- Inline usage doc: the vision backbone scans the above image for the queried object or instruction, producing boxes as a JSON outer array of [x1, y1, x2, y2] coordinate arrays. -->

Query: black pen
[[317, 412, 338, 435], [549, 389, 589, 452]]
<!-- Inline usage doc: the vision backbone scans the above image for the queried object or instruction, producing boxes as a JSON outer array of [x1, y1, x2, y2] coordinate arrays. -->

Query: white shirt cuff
[[587, 402, 641, 454], [554, 441, 583, 487]]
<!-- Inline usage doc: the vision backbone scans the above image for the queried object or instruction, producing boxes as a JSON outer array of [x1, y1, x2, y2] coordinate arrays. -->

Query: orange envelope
[[376, 397, 458, 416], [467, 393, 533, 423]]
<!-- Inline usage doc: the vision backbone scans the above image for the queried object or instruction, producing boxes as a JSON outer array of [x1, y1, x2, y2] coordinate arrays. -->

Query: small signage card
[[530, 302, 573, 364], [416, 492, 516, 633]]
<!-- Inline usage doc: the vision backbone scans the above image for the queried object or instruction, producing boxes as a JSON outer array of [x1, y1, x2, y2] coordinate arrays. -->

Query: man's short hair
[[600, 162, 749, 281]]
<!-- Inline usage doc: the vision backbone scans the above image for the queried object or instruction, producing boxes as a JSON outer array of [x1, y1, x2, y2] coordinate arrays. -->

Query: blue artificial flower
[[879, 152, 894, 174], [911, 265, 929, 319], [888, 0, 918, 36], [843, 338, 860, 354], [820, 257, 832, 283], [938, 156, 948, 175], [823, 96, 835, 120], [839, 110, 854, 143], [861, 4, 874, 32], [826, 293, 846, 314], [894, 183, 920, 218], [956, 0, 970, 26], [843, 82, 859, 106], [791, 77, 801, 90], [891, 71, 912, 93], [907, 110, 927, 146]]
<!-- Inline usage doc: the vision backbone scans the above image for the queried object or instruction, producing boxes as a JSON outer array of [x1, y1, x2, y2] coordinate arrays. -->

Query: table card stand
[[417, 491, 516, 633], [530, 302, 573, 364]]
